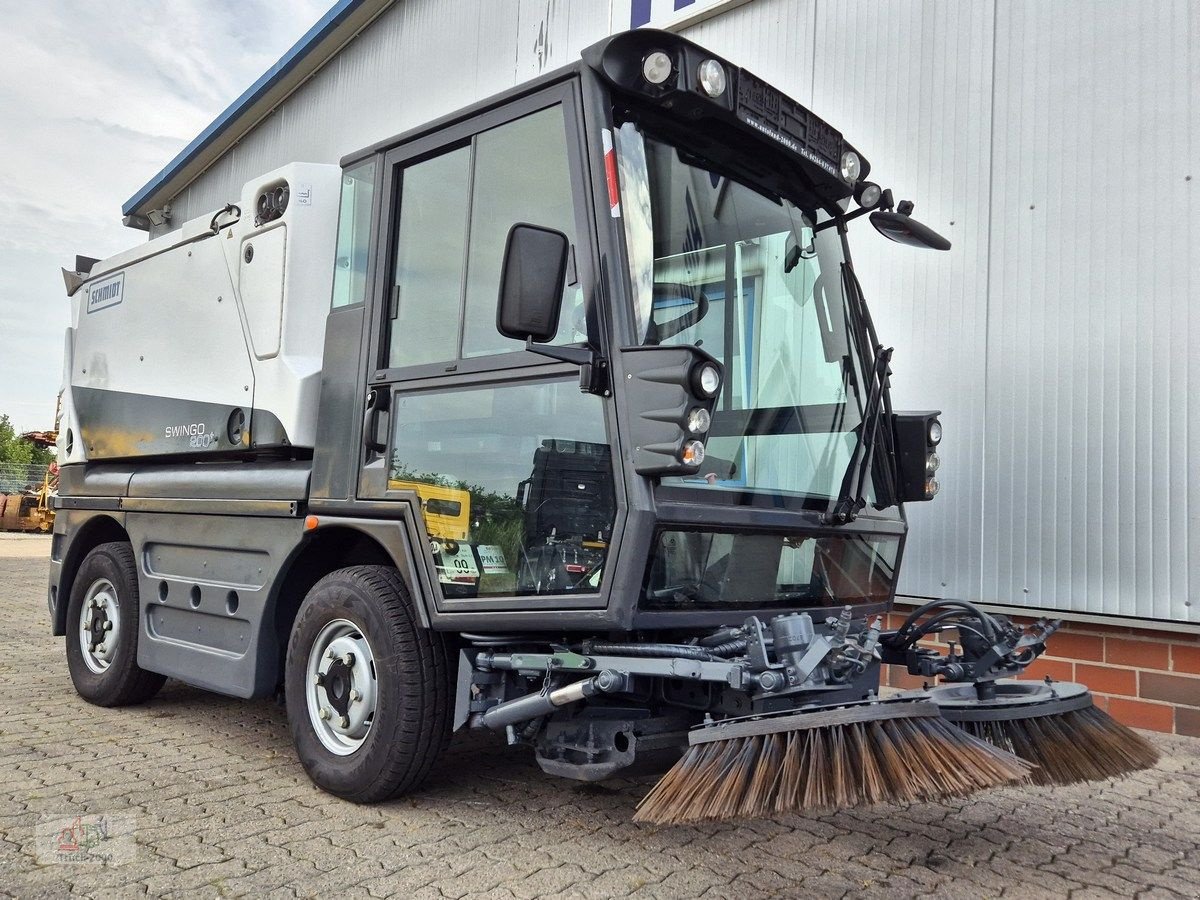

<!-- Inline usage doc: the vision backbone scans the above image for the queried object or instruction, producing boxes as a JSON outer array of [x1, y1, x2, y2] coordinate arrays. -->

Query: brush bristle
[[634, 714, 1032, 825], [955, 704, 1160, 786]]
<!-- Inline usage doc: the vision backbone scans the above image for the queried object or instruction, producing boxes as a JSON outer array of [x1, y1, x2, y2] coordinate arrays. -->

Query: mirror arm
[[813, 204, 876, 234], [523, 339, 611, 397]]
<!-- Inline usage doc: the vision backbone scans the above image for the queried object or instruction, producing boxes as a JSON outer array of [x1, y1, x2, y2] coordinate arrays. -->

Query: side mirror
[[496, 223, 570, 343], [869, 211, 951, 251]]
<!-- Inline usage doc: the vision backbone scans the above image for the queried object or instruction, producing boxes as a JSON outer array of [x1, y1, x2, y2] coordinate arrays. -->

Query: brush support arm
[[880, 603, 1063, 684]]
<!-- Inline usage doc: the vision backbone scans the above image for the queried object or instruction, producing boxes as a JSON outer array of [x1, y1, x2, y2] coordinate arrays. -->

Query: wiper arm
[[825, 345, 892, 525], [824, 261, 895, 525]]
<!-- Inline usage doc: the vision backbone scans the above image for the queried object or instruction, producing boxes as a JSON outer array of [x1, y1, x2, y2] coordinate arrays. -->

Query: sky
[[0, 0, 330, 432]]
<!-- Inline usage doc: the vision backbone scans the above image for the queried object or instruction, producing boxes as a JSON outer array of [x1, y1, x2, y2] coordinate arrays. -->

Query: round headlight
[[926, 452, 940, 476], [692, 363, 721, 398], [840, 151, 861, 183], [697, 59, 727, 97], [928, 419, 943, 445], [681, 440, 707, 467], [686, 407, 712, 434], [925, 477, 940, 499], [856, 181, 882, 209], [642, 51, 673, 85]]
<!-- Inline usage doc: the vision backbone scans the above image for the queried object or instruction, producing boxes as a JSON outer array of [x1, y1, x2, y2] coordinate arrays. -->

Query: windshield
[[615, 122, 883, 510]]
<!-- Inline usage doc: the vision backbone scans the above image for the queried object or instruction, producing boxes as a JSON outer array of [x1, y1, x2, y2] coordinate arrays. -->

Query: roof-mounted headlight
[[855, 181, 882, 209], [642, 51, 673, 85], [839, 151, 861, 184], [697, 59, 727, 97]]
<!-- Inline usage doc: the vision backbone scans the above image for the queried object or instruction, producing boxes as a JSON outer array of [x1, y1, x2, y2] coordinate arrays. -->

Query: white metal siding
[[161, 0, 1198, 623]]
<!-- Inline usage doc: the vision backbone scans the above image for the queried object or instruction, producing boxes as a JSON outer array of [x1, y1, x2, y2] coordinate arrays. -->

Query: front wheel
[[64, 542, 166, 706], [285, 566, 452, 803]]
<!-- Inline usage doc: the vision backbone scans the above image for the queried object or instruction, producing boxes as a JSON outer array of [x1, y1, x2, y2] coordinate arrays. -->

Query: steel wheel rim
[[78, 577, 121, 674], [305, 618, 378, 756]]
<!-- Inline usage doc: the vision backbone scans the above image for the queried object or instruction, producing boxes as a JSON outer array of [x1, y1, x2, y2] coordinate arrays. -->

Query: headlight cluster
[[892, 411, 944, 504], [622, 347, 724, 476], [924, 418, 942, 498], [681, 362, 720, 464]]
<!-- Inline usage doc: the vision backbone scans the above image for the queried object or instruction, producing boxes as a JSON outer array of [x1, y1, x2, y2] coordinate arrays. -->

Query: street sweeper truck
[[49, 29, 1157, 822]]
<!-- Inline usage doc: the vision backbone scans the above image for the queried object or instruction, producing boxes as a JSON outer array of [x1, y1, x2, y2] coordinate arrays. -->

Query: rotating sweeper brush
[[882, 601, 1160, 787], [930, 681, 1160, 785], [634, 697, 1031, 825]]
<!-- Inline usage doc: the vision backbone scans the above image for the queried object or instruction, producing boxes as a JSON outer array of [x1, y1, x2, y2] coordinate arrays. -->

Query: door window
[[388, 379, 615, 598]]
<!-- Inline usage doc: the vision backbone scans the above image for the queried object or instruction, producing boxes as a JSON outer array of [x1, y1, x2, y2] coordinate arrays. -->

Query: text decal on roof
[[87, 272, 124, 314]]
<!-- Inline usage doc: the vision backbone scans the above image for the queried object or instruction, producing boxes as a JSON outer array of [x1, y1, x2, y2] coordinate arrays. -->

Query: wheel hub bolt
[[313, 673, 325, 686], [327, 649, 337, 660], [342, 653, 355, 668], [103, 621, 113, 631], [339, 716, 350, 728], [349, 689, 361, 702], [319, 707, 331, 720]]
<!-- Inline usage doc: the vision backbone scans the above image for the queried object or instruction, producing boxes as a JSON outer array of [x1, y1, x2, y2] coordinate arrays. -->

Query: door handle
[[363, 389, 389, 453]]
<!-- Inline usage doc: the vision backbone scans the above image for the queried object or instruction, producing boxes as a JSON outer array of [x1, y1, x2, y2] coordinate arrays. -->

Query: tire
[[65, 542, 166, 706], [285, 565, 452, 803]]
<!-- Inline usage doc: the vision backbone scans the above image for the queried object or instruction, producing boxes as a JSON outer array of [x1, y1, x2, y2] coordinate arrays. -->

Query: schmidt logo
[[87, 272, 124, 313]]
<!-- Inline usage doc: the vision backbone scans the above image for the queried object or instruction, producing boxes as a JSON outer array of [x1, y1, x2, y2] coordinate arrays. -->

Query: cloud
[[0, 0, 330, 432]]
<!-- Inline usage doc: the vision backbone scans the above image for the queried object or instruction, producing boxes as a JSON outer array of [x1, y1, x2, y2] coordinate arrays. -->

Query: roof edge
[[122, 0, 380, 218]]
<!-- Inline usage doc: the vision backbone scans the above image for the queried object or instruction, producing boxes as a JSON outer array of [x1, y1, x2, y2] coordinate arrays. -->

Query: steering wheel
[[648, 282, 711, 343]]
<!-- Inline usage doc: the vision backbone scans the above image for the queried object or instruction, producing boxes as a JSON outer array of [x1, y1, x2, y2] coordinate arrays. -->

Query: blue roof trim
[[122, 0, 368, 216]]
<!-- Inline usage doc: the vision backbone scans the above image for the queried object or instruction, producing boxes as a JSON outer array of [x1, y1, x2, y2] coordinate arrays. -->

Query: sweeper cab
[[49, 29, 1156, 821]]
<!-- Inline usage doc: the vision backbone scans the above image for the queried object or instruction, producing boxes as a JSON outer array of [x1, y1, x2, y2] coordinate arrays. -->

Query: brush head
[[930, 680, 1161, 786], [634, 697, 1032, 825]]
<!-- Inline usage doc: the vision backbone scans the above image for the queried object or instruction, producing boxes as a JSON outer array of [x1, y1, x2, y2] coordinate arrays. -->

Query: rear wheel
[[285, 566, 451, 803], [65, 542, 166, 706]]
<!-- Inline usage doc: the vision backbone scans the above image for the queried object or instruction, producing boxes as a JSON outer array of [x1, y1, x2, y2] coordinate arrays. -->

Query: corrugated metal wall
[[165, 0, 1199, 624]]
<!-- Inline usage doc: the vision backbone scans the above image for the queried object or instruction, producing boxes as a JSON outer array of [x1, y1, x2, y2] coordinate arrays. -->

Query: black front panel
[[642, 526, 900, 613]]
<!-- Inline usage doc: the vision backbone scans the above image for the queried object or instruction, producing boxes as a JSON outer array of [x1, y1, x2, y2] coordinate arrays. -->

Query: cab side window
[[388, 147, 471, 367], [461, 107, 581, 357], [386, 104, 584, 369]]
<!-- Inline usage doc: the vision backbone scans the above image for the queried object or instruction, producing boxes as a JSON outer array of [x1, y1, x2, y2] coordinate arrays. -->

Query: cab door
[[358, 80, 621, 612]]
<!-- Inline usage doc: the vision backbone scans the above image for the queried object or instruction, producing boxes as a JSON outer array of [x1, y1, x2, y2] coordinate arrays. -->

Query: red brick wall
[[882, 613, 1200, 736]]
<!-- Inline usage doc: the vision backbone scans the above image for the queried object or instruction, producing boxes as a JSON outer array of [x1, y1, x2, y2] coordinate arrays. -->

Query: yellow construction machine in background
[[0, 431, 58, 533]]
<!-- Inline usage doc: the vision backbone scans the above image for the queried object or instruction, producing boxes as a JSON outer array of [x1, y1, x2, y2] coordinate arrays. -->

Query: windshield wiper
[[824, 263, 894, 525]]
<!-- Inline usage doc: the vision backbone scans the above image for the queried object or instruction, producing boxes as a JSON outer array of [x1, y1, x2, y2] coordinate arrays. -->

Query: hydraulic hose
[[891, 599, 999, 645], [705, 638, 749, 658]]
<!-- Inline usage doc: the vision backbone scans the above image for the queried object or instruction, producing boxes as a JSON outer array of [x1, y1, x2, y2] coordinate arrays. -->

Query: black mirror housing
[[870, 210, 951, 251], [496, 223, 570, 343]]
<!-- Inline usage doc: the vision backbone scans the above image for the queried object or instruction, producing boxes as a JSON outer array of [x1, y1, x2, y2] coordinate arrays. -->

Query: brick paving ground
[[1, 536, 1198, 899]]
